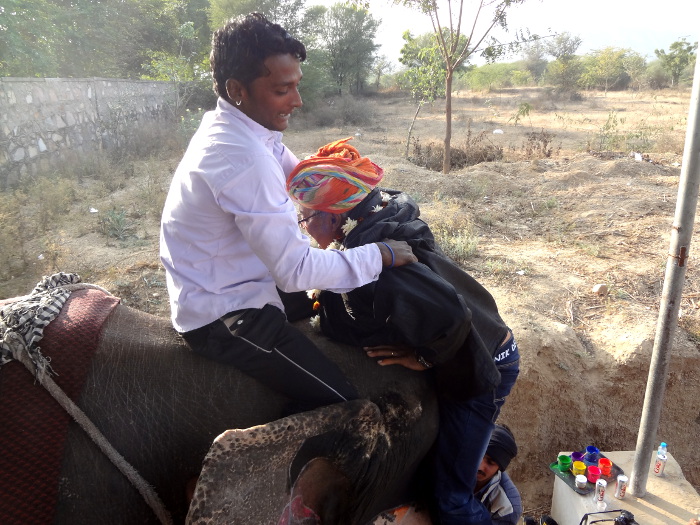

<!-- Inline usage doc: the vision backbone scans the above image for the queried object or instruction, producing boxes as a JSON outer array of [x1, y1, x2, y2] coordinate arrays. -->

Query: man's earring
[[235, 100, 242, 106]]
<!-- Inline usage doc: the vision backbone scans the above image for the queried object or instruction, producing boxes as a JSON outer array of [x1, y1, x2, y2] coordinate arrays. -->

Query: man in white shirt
[[160, 13, 416, 411]]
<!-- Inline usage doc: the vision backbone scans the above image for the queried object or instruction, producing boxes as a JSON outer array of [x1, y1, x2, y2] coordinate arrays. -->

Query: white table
[[550, 450, 700, 525]]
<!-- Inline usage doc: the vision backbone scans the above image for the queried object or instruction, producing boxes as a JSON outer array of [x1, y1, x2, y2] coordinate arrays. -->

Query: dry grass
[[2, 85, 692, 330], [1, 86, 697, 510]]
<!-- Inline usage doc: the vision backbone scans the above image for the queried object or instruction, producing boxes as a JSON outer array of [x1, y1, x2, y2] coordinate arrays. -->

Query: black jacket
[[318, 188, 508, 400]]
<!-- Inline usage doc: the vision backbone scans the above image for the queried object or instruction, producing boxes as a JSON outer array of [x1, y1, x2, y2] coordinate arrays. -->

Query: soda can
[[615, 474, 628, 499], [593, 478, 607, 503]]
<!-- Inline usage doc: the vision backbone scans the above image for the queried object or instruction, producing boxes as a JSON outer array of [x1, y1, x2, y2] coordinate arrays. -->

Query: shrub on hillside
[[409, 135, 503, 172]]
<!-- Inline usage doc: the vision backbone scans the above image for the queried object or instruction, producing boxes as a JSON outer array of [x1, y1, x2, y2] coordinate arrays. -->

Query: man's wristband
[[379, 241, 395, 269]]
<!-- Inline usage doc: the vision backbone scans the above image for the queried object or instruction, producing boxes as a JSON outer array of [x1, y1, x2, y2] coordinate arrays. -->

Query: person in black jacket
[[287, 138, 520, 525]]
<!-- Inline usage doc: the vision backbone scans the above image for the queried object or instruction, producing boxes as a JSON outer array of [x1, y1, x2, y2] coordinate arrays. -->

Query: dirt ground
[[2, 86, 699, 518]]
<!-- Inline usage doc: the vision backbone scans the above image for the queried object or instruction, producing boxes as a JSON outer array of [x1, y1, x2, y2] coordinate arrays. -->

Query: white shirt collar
[[217, 97, 283, 150]]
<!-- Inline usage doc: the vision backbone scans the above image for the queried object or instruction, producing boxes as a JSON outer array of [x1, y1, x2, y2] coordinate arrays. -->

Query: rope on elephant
[[13, 349, 174, 525], [0, 272, 174, 525]]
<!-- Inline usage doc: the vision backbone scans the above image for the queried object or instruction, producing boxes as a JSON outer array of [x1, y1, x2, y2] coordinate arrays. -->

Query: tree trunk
[[405, 102, 423, 158], [443, 70, 454, 174]]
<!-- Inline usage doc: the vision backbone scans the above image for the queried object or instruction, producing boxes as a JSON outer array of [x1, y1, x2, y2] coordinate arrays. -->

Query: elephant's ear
[[186, 399, 384, 525]]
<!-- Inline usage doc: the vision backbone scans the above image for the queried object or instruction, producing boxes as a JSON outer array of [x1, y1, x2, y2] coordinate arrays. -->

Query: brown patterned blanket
[[0, 283, 120, 524]]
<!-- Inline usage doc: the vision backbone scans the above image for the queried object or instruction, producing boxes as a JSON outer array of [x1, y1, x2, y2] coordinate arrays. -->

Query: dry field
[[2, 86, 699, 517]]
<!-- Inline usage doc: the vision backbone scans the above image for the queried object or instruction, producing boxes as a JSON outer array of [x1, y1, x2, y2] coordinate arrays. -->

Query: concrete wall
[[0, 77, 176, 190]]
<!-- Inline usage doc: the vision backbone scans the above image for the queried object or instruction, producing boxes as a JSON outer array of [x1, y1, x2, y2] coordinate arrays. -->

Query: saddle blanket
[[0, 287, 120, 524]]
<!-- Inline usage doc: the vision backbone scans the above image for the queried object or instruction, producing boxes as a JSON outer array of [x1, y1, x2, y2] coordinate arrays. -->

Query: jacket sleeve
[[490, 472, 523, 525], [355, 262, 471, 365]]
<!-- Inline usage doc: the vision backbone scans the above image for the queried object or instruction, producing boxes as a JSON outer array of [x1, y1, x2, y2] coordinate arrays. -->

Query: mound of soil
[[361, 152, 700, 511]]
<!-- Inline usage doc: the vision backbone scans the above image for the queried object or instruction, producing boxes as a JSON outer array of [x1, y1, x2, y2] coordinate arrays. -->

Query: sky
[[350, 0, 700, 66]]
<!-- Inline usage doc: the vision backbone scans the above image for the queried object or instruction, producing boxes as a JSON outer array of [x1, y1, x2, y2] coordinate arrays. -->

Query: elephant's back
[[59, 303, 291, 524], [56, 304, 437, 524]]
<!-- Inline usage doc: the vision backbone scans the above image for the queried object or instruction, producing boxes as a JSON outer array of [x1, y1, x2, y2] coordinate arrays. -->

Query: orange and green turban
[[286, 137, 383, 213]]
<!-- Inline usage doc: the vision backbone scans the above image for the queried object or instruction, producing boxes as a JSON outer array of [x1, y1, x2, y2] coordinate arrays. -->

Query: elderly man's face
[[298, 207, 340, 249]]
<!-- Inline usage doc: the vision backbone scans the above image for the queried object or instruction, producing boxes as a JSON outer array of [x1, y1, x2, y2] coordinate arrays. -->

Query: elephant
[[0, 284, 439, 525]]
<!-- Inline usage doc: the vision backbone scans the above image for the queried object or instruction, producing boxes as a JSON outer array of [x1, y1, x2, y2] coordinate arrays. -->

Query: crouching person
[[476, 424, 522, 525]]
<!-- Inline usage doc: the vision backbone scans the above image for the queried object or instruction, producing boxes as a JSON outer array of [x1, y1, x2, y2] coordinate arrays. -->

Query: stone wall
[[0, 77, 176, 189]]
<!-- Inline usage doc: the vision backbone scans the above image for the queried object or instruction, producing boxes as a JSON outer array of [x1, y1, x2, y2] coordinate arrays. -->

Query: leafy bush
[[522, 130, 559, 158], [297, 95, 374, 128], [179, 108, 207, 146], [339, 96, 373, 126], [98, 208, 135, 240]]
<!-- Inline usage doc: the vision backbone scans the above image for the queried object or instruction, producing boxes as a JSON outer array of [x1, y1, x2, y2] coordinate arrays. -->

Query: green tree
[[313, 4, 379, 95], [645, 60, 670, 89], [182, 0, 213, 53], [545, 56, 583, 92], [509, 64, 533, 86], [400, 0, 530, 173], [545, 32, 581, 60], [208, 0, 307, 38], [463, 62, 521, 91], [520, 39, 548, 83], [397, 31, 447, 156], [544, 32, 583, 92], [0, 0, 62, 76], [622, 51, 647, 91], [654, 38, 698, 86], [55, 0, 182, 78], [580, 47, 628, 93], [1, 0, 185, 78], [371, 55, 394, 89], [142, 22, 210, 113], [398, 31, 447, 100]]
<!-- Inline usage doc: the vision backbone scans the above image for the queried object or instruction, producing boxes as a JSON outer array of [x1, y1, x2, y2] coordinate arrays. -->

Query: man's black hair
[[210, 12, 306, 102]]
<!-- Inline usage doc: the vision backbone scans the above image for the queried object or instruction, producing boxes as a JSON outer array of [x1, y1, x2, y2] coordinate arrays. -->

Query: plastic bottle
[[653, 441, 667, 476]]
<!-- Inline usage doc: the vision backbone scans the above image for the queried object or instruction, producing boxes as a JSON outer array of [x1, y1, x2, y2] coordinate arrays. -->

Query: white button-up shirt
[[160, 98, 382, 332]]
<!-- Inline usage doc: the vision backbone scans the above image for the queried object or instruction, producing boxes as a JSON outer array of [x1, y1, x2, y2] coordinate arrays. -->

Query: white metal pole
[[629, 55, 700, 497]]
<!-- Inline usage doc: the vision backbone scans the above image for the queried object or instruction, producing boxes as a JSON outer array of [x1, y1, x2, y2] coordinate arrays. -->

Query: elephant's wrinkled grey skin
[[38, 301, 439, 524]]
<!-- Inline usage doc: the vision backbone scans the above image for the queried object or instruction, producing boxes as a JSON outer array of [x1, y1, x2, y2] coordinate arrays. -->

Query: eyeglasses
[[297, 211, 322, 228]]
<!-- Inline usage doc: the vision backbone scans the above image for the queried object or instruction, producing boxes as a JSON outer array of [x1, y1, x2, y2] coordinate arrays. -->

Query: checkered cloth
[[0, 272, 82, 374]]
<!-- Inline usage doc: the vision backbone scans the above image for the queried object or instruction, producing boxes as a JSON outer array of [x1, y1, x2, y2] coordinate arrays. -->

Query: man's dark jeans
[[434, 334, 521, 525]]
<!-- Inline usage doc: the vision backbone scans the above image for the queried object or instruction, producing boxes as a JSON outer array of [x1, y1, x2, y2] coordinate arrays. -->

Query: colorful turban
[[286, 137, 383, 213]]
